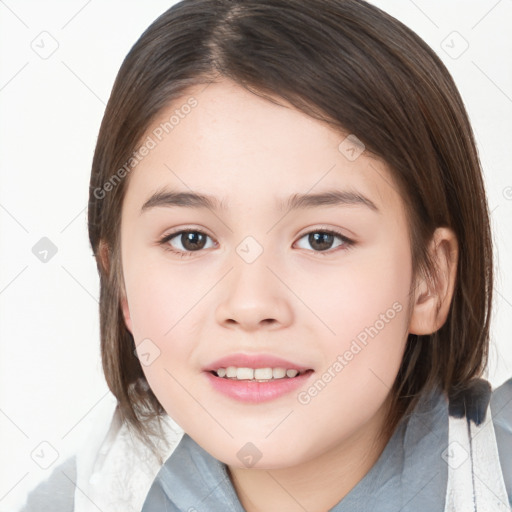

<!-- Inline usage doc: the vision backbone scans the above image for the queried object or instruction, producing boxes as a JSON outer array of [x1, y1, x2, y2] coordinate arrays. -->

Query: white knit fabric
[[445, 404, 511, 512], [74, 404, 183, 512]]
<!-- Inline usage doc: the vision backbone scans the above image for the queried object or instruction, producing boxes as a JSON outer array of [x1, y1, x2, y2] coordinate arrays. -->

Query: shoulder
[[15, 393, 117, 512], [444, 377, 512, 509], [491, 377, 512, 502], [19, 386, 183, 512], [491, 376, 512, 421], [17, 393, 184, 512], [18, 456, 76, 512]]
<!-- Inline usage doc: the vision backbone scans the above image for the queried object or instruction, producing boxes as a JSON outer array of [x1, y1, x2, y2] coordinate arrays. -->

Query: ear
[[408, 227, 458, 335], [98, 240, 133, 334]]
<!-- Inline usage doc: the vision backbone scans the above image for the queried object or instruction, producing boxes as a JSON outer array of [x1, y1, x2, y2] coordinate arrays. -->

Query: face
[[119, 78, 414, 469]]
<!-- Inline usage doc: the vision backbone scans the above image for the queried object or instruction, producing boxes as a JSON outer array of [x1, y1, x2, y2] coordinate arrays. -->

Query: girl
[[21, 0, 512, 510]]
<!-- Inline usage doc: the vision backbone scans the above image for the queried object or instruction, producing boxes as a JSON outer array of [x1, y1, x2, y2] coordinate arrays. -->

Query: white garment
[[74, 403, 183, 512], [445, 402, 511, 511]]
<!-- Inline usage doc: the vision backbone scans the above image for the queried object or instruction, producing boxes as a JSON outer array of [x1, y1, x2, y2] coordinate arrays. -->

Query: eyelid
[[296, 222, 358, 241], [295, 223, 352, 239]]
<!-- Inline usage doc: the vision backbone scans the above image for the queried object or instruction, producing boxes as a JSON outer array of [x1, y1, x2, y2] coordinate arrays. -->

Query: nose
[[215, 252, 294, 332]]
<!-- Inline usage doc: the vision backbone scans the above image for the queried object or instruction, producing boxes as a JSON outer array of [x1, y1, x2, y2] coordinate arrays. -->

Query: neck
[[227, 402, 393, 512]]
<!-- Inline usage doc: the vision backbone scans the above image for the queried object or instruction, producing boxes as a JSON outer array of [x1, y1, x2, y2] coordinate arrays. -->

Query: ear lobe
[[408, 227, 458, 335]]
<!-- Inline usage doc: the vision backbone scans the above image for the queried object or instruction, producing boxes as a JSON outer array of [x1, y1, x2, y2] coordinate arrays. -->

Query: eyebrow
[[140, 188, 379, 214]]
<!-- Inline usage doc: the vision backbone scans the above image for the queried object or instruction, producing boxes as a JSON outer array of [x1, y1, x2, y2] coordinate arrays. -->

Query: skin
[[115, 78, 458, 511]]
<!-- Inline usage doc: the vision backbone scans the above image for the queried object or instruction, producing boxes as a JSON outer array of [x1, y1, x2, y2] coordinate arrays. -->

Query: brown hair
[[88, 0, 493, 445]]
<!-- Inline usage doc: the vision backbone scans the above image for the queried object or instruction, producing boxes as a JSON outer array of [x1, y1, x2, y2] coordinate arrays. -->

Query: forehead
[[123, 79, 405, 218]]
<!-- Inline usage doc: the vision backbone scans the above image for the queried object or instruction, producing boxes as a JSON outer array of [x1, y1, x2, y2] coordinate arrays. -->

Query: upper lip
[[203, 353, 312, 372]]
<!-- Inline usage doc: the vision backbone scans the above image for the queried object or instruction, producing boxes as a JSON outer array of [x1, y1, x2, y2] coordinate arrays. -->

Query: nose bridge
[[230, 233, 277, 301], [215, 234, 293, 329]]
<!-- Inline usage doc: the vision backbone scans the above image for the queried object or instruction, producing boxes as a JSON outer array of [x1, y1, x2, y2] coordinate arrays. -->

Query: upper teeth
[[216, 367, 301, 380]]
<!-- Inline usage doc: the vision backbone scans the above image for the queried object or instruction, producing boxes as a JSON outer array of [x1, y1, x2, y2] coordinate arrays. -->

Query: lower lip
[[204, 370, 314, 403]]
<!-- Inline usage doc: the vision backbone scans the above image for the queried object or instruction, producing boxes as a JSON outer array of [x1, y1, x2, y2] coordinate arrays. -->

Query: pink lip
[[203, 353, 311, 372], [202, 353, 314, 403], [204, 370, 314, 403]]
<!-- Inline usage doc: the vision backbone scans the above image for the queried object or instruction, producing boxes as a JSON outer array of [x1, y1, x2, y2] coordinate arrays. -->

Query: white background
[[0, 1, 511, 510]]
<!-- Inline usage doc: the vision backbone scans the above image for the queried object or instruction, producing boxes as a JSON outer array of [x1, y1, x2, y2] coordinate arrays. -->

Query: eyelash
[[158, 228, 355, 258]]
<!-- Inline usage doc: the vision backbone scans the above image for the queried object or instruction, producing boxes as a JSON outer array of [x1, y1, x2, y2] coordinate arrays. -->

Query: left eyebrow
[[140, 187, 379, 215]]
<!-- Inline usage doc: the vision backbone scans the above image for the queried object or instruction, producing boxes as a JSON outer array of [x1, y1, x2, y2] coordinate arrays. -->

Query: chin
[[199, 435, 311, 470]]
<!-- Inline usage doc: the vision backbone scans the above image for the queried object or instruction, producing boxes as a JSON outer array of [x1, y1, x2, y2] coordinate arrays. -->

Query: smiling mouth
[[210, 367, 314, 382], [205, 365, 315, 403]]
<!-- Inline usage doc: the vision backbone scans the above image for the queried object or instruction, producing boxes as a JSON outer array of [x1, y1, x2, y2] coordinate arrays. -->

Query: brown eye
[[295, 230, 353, 254], [179, 231, 208, 251], [160, 230, 215, 255], [308, 232, 335, 251]]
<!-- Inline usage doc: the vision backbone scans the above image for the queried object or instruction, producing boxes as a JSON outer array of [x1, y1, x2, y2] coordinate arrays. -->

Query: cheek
[[123, 249, 200, 341], [301, 238, 411, 342], [289, 253, 411, 449], [122, 254, 206, 424], [120, 242, 199, 370], [301, 237, 412, 392]]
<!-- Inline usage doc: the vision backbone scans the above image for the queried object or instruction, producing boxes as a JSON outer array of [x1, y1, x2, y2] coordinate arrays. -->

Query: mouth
[[203, 353, 314, 403]]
